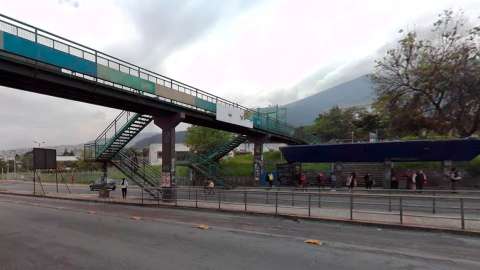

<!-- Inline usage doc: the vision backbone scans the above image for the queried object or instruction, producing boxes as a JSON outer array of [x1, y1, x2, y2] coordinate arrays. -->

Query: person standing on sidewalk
[[317, 172, 324, 189], [449, 168, 461, 192], [121, 178, 128, 199], [364, 172, 373, 189], [267, 172, 274, 189], [346, 172, 356, 190], [413, 170, 427, 193], [203, 178, 209, 194], [330, 172, 337, 189]]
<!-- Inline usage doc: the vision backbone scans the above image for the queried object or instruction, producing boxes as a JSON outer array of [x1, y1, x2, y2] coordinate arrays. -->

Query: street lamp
[[33, 141, 45, 148]]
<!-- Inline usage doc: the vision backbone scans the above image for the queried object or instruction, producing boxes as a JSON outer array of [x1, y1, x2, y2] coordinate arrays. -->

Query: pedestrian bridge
[[0, 14, 320, 192], [0, 14, 319, 145]]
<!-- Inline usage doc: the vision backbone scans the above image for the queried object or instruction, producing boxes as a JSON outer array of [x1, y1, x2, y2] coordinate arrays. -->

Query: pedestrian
[[364, 172, 372, 189], [133, 152, 139, 172], [70, 176, 74, 183], [203, 178, 208, 194], [268, 172, 274, 189], [208, 179, 215, 194], [317, 172, 325, 188], [449, 168, 461, 193], [413, 170, 427, 193], [391, 169, 398, 189], [121, 178, 128, 199], [330, 172, 337, 189], [346, 172, 356, 190]]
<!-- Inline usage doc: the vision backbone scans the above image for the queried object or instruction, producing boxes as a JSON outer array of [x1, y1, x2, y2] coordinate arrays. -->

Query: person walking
[[346, 172, 356, 190], [121, 178, 128, 199], [203, 178, 209, 194], [364, 172, 373, 189], [317, 172, 325, 189], [133, 152, 139, 172], [449, 168, 461, 193], [208, 179, 215, 194], [330, 172, 337, 189]]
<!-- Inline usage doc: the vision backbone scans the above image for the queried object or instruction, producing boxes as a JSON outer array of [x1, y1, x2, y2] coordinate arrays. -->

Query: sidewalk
[[1, 189, 479, 235], [0, 180, 141, 189]]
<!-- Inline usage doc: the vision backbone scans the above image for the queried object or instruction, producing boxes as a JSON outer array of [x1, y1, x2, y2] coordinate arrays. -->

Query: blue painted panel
[[2, 32, 97, 77], [280, 139, 480, 163], [195, 97, 216, 112]]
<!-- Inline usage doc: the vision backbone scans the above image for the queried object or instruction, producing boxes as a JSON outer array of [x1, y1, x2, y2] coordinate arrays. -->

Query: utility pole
[[13, 151, 16, 180]]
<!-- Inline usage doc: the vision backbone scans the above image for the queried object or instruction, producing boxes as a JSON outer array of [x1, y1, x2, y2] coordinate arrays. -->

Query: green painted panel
[[97, 64, 154, 94], [0, 31, 4, 50], [195, 97, 216, 112]]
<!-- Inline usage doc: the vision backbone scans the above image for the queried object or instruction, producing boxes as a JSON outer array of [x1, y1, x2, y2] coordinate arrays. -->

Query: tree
[[76, 151, 102, 171], [184, 126, 234, 154], [353, 110, 387, 136], [306, 106, 364, 142], [372, 10, 480, 137]]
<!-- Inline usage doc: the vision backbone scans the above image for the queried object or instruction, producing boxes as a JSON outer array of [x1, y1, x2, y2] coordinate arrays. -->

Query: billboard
[[216, 104, 253, 128], [33, 148, 57, 169]]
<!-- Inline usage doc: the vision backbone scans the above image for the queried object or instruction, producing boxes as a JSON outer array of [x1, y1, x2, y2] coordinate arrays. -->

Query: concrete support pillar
[[442, 160, 452, 187], [247, 135, 270, 182], [383, 161, 392, 189], [189, 167, 195, 187], [154, 113, 185, 201], [334, 162, 343, 188], [99, 162, 109, 198]]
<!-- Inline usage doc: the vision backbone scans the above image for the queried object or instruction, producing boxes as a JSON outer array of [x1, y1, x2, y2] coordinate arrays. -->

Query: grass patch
[[220, 152, 331, 176], [0, 188, 7, 191]]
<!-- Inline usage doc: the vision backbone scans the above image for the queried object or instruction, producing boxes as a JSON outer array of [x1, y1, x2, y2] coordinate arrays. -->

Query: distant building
[[149, 143, 189, 166], [56, 156, 79, 162]]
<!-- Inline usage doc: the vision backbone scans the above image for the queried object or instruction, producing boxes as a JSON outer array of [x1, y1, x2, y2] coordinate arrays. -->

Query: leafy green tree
[[184, 126, 234, 154], [76, 151, 102, 171], [372, 10, 480, 137], [307, 106, 364, 142]]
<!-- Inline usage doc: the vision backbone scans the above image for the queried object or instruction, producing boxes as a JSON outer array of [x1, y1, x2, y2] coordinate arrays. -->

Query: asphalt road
[[1, 194, 480, 270], [2, 181, 480, 217]]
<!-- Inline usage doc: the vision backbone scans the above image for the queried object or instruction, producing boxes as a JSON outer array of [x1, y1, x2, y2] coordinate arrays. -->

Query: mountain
[[282, 75, 374, 126], [132, 131, 187, 149]]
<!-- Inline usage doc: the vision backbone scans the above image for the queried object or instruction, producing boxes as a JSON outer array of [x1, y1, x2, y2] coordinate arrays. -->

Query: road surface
[[1, 193, 480, 269]]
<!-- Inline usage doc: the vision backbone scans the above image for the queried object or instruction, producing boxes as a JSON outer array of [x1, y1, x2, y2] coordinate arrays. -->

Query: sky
[[0, 0, 479, 151]]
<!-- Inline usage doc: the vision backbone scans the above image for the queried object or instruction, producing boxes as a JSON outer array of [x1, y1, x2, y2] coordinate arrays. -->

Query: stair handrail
[[115, 148, 162, 186], [206, 134, 246, 161], [191, 163, 231, 187], [94, 111, 136, 147]]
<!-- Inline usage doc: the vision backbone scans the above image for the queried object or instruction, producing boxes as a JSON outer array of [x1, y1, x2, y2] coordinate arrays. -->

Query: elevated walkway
[[0, 14, 320, 146]]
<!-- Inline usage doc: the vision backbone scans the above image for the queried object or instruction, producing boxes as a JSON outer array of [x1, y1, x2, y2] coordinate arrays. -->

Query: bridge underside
[[0, 54, 303, 145]]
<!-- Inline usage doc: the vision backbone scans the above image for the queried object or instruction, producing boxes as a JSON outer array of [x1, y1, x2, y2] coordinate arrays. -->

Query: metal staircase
[[205, 134, 247, 162], [176, 152, 237, 189], [84, 111, 161, 197], [110, 148, 160, 198], [84, 111, 153, 162]]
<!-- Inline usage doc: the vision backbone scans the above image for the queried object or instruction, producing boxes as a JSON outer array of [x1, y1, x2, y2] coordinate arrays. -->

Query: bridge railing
[[0, 14, 320, 144]]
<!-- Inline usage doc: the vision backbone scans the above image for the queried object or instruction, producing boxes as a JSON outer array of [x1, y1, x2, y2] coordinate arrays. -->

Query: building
[[149, 143, 190, 166]]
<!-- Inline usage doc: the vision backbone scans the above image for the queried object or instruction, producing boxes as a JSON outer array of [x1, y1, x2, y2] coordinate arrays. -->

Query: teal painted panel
[[195, 98, 216, 112], [97, 64, 154, 94], [2, 32, 97, 77]]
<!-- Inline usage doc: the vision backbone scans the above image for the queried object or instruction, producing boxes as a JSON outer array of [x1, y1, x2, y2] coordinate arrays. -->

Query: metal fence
[[138, 187, 480, 231], [1, 168, 126, 183]]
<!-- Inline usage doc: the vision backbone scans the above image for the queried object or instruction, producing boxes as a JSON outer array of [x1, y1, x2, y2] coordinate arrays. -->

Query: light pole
[[33, 141, 45, 148]]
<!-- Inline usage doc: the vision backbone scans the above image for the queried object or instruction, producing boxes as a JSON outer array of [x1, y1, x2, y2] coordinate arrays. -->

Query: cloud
[[105, 0, 261, 71], [58, 0, 79, 8]]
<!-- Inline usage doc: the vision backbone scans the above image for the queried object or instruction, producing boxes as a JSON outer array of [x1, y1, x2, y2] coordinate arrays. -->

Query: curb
[[1, 191, 479, 237]]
